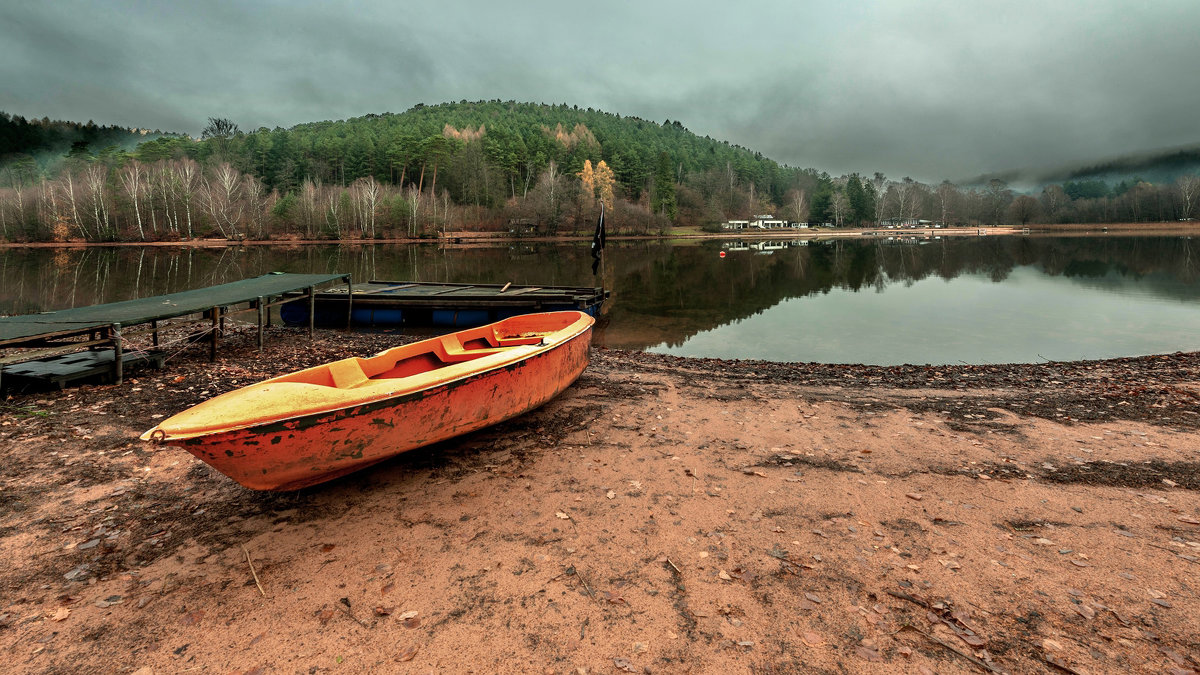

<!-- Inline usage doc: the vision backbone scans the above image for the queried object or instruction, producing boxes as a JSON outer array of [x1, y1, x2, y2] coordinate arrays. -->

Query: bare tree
[[871, 173, 890, 225], [831, 190, 850, 227], [351, 176, 380, 238], [242, 173, 268, 239], [4, 166, 28, 229], [299, 179, 321, 238], [1040, 184, 1068, 222], [39, 176, 62, 237], [983, 179, 1011, 225], [326, 189, 343, 237], [1178, 174, 1200, 220], [406, 185, 420, 236], [119, 160, 147, 240], [83, 163, 111, 238], [936, 181, 957, 226], [1006, 195, 1041, 225], [201, 162, 243, 238], [786, 188, 808, 224], [60, 171, 87, 239], [175, 159, 200, 238]]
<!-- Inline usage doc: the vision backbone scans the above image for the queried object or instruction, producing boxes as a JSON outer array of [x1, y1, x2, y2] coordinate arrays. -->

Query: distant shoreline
[[1, 222, 1197, 249]]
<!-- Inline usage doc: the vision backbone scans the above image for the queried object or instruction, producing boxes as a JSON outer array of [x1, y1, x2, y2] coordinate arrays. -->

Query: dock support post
[[209, 308, 219, 361], [112, 323, 123, 385], [345, 276, 353, 330], [257, 296, 265, 351], [308, 286, 315, 339]]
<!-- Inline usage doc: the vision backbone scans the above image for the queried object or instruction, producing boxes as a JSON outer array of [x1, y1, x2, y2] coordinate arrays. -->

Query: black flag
[[590, 202, 606, 275]]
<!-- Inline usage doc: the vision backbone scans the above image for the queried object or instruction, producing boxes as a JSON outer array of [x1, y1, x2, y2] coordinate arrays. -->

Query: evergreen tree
[[846, 175, 865, 226], [810, 187, 833, 225], [652, 151, 677, 220]]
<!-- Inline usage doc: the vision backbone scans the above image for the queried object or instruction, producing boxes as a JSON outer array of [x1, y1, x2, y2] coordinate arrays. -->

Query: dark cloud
[[2, 1, 1197, 181]]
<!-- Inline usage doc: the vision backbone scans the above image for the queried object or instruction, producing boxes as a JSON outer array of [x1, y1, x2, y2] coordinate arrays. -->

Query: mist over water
[[3, 235, 1199, 365]]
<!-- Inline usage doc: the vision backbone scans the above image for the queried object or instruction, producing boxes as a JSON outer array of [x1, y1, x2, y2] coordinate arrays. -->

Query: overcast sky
[[2, 0, 1197, 181]]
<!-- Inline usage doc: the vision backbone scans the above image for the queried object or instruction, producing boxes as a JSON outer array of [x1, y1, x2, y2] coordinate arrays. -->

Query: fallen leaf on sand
[[555, 512, 570, 519], [51, 607, 70, 622], [396, 610, 418, 621], [802, 632, 825, 646], [606, 490, 616, 499], [718, 570, 732, 581], [856, 646, 883, 662], [395, 646, 418, 662], [603, 591, 627, 605], [320, 544, 335, 552], [1072, 604, 1095, 619], [613, 657, 638, 672], [804, 592, 822, 604], [317, 609, 336, 625]]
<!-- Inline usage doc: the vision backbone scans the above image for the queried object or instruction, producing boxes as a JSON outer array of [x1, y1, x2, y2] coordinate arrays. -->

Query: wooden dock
[[281, 280, 608, 328], [1, 273, 350, 392]]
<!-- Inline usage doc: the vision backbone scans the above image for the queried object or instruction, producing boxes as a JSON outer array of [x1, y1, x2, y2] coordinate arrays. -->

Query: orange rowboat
[[142, 311, 594, 490]]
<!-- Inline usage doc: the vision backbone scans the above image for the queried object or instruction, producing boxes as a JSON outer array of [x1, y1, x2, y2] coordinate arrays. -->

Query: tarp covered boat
[[142, 311, 594, 490]]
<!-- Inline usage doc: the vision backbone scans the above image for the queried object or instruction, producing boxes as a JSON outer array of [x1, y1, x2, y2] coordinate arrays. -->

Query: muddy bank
[[1, 326, 1199, 674]]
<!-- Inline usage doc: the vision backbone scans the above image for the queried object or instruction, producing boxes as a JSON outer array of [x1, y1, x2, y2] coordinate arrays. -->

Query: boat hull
[[165, 323, 591, 491]]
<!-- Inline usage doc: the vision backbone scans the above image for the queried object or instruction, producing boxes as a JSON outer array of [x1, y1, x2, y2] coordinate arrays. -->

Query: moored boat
[[142, 311, 594, 490]]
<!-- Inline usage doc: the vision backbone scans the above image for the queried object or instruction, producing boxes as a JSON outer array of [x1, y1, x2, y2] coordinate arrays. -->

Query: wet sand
[[1, 326, 1199, 674]]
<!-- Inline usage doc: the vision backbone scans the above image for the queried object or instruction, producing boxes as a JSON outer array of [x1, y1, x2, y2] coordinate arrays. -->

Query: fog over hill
[[964, 143, 1200, 192]]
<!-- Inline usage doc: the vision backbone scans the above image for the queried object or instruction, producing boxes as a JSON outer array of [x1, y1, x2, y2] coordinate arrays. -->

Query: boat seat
[[328, 359, 369, 389], [437, 337, 511, 362], [492, 331, 547, 347]]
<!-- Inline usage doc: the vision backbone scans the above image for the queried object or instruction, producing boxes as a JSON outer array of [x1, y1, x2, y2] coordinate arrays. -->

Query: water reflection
[[2, 236, 1199, 364]]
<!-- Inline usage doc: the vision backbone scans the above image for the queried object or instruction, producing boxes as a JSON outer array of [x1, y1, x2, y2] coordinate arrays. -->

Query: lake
[[3, 235, 1199, 365]]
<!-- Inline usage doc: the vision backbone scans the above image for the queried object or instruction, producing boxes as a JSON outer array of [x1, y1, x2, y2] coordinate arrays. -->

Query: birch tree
[[242, 173, 268, 239], [61, 171, 87, 239], [119, 160, 147, 240], [352, 176, 380, 238], [201, 162, 243, 238], [1178, 174, 1200, 220], [83, 163, 111, 238]]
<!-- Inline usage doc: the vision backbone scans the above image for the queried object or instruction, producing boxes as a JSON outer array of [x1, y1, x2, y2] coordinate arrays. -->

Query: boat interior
[[273, 311, 586, 390]]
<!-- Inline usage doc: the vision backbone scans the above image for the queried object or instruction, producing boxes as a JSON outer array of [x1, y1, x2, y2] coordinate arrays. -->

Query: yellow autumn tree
[[578, 160, 594, 196], [578, 159, 614, 211], [593, 160, 615, 212], [545, 123, 597, 149]]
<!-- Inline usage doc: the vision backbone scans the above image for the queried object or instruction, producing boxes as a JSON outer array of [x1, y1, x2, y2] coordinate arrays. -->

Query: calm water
[[2, 236, 1199, 365]]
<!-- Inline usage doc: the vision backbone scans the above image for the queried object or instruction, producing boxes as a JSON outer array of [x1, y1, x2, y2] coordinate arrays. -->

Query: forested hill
[[0, 111, 178, 165], [139, 100, 811, 209]]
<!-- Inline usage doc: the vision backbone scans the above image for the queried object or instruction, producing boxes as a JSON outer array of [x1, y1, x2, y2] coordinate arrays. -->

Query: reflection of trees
[[3, 237, 1200, 348], [604, 236, 1200, 349]]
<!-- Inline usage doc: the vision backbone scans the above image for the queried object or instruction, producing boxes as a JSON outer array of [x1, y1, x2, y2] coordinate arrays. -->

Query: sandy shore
[[1, 326, 1199, 674]]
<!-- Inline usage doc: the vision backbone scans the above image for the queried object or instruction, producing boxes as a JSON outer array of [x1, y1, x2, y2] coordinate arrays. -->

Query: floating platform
[[2, 349, 165, 390], [280, 280, 608, 328], [1, 273, 351, 392]]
